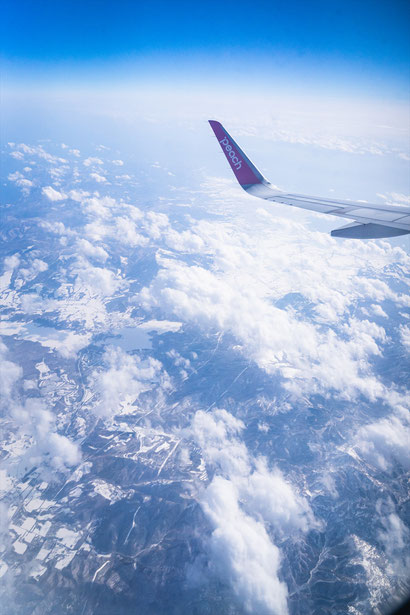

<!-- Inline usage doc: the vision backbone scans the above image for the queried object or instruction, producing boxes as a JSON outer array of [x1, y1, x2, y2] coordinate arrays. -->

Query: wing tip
[[208, 120, 265, 187], [208, 119, 221, 131]]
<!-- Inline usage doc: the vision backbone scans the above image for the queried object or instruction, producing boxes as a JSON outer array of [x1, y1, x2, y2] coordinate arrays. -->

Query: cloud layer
[[185, 409, 317, 614]]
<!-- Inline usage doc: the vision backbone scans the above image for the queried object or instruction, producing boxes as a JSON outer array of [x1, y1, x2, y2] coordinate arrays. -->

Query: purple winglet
[[209, 120, 264, 187]]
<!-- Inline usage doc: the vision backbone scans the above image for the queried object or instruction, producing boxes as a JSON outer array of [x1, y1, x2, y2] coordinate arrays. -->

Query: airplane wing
[[209, 120, 410, 239]]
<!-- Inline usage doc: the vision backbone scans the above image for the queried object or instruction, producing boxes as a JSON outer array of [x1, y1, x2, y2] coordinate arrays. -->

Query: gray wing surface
[[209, 120, 410, 239]]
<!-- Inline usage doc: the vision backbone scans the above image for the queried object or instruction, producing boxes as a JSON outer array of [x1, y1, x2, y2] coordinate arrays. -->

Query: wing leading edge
[[209, 120, 410, 239]]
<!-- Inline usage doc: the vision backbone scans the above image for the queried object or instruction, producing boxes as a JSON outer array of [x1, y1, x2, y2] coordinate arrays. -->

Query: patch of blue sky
[[2, 0, 409, 99]]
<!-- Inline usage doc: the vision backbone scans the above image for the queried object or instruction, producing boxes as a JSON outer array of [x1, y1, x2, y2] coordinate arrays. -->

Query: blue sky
[[2, 0, 409, 98]]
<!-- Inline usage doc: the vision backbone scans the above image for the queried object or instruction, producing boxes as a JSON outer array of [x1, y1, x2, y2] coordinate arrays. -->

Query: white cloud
[[200, 476, 289, 615], [68, 188, 90, 201], [9, 257, 49, 290], [165, 229, 205, 252], [72, 258, 124, 297], [0, 501, 11, 556], [167, 349, 191, 370], [114, 217, 148, 247], [89, 172, 107, 183], [10, 150, 24, 160], [376, 498, 410, 579], [81, 197, 148, 248], [13, 143, 67, 164], [42, 186, 67, 201], [144, 212, 169, 240], [83, 195, 115, 218], [45, 432, 82, 469], [112, 159, 124, 166], [187, 409, 317, 532], [0, 345, 81, 471], [83, 220, 111, 242], [399, 325, 410, 352], [243, 458, 317, 533], [75, 195, 156, 251], [16, 178, 34, 194], [354, 415, 410, 471], [185, 409, 316, 614], [8, 171, 34, 194], [376, 192, 410, 214], [186, 409, 250, 477], [22, 328, 91, 359], [89, 346, 169, 419], [12, 398, 81, 470], [17, 258, 48, 285], [76, 238, 108, 262], [40, 220, 74, 236], [83, 157, 104, 167], [370, 304, 388, 318], [139, 319, 182, 333], [48, 165, 69, 180], [0, 340, 23, 401], [4, 254, 20, 271], [139, 259, 387, 402]]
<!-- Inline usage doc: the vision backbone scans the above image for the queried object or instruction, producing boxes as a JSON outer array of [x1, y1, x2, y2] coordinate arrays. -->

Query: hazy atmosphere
[[1, 1, 409, 614]]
